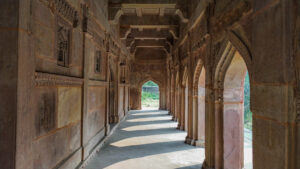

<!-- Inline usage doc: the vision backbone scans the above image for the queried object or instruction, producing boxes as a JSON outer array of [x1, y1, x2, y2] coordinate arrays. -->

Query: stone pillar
[[105, 51, 110, 135], [251, 1, 296, 169], [186, 33, 194, 144], [109, 56, 120, 123], [180, 86, 186, 130], [174, 83, 180, 122], [192, 94, 199, 145], [214, 89, 224, 169], [202, 35, 215, 169], [0, 1, 23, 168]]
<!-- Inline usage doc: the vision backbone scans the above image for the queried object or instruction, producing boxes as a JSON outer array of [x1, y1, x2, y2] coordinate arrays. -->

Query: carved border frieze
[[49, 0, 79, 27], [35, 72, 83, 86]]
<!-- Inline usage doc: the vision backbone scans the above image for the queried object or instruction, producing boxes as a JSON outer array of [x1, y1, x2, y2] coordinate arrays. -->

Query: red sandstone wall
[[12, 0, 129, 168]]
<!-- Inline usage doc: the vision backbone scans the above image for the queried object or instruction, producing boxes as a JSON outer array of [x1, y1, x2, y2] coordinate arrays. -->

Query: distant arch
[[137, 77, 163, 110], [141, 80, 160, 110], [138, 77, 163, 90]]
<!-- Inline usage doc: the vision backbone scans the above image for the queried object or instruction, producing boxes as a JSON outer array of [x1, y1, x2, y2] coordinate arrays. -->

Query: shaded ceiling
[[109, 0, 188, 61]]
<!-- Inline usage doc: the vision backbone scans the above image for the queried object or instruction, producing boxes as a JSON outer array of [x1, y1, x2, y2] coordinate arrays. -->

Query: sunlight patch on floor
[[102, 148, 204, 169], [83, 110, 204, 169], [122, 122, 177, 131], [131, 111, 166, 116], [127, 116, 171, 122], [110, 133, 186, 147]]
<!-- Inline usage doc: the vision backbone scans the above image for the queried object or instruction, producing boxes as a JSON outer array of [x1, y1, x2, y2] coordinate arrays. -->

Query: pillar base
[[172, 116, 177, 121], [177, 124, 184, 130], [192, 139, 205, 147], [105, 124, 110, 136], [201, 161, 215, 169], [185, 137, 193, 144], [109, 115, 120, 123]]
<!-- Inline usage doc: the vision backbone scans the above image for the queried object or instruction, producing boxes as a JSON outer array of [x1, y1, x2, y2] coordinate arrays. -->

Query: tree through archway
[[141, 81, 160, 110]]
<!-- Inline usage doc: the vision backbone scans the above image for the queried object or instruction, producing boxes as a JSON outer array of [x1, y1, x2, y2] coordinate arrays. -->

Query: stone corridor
[[2, 0, 300, 168], [84, 110, 204, 169]]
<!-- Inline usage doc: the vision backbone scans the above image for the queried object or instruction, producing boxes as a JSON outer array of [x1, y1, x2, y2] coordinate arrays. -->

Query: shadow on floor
[[175, 164, 203, 169], [84, 110, 204, 169]]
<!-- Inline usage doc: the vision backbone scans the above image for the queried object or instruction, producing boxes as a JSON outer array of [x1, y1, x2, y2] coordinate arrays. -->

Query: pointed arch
[[182, 66, 188, 86], [175, 70, 180, 86], [213, 32, 253, 169], [191, 58, 206, 147], [138, 77, 162, 90], [193, 59, 205, 90], [138, 77, 162, 110]]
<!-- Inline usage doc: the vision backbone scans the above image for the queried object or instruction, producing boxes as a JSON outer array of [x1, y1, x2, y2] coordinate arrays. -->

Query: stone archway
[[192, 59, 206, 147], [214, 39, 252, 169], [137, 77, 163, 110]]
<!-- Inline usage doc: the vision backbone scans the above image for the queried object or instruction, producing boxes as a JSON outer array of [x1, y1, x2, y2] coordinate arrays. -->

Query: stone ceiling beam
[[134, 39, 167, 47], [120, 27, 178, 39], [109, 0, 178, 5], [120, 15, 179, 26], [121, 4, 176, 8], [130, 39, 171, 55]]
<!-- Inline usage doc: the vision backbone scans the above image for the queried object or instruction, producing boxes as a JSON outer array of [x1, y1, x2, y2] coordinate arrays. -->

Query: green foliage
[[141, 92, 159, 108], [142, 91, 159, 101], [141, 81, 160, 108], [143, 81, 158, 87], [244, 72, 252, 130]]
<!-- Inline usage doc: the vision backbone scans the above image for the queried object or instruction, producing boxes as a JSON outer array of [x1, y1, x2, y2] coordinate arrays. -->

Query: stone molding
[[49, 0, 79, 27], [35, 72, 83, 86]]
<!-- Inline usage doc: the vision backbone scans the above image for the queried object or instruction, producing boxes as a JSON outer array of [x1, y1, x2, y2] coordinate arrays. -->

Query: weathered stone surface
[[57, 87, 82, 128], [84, 86, 106, 144]]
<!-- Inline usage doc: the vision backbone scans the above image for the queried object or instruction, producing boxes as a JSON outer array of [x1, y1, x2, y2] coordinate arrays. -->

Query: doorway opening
[[141, 81, 160, 110], [222, 51, 253, 169], [196, 66, 205, 146], [243, 72, 252, 169]]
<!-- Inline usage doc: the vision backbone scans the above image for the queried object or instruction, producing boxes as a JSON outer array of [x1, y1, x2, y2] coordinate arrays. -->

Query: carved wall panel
[[57, 87, 82, 128], [34, 87, 57, 136], [34, 0, 83, 77], [84, 86, 107, 144], [87, 37, 107, 81], [56, 16, 71, 67]]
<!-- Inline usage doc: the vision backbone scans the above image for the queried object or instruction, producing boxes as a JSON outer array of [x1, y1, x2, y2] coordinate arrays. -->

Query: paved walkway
[[244, 128, 253, 169], [83, 110, 204, 169]]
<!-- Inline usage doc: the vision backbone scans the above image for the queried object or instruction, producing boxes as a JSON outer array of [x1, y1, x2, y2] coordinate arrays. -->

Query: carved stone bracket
[[175, 9, 189, 23]]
